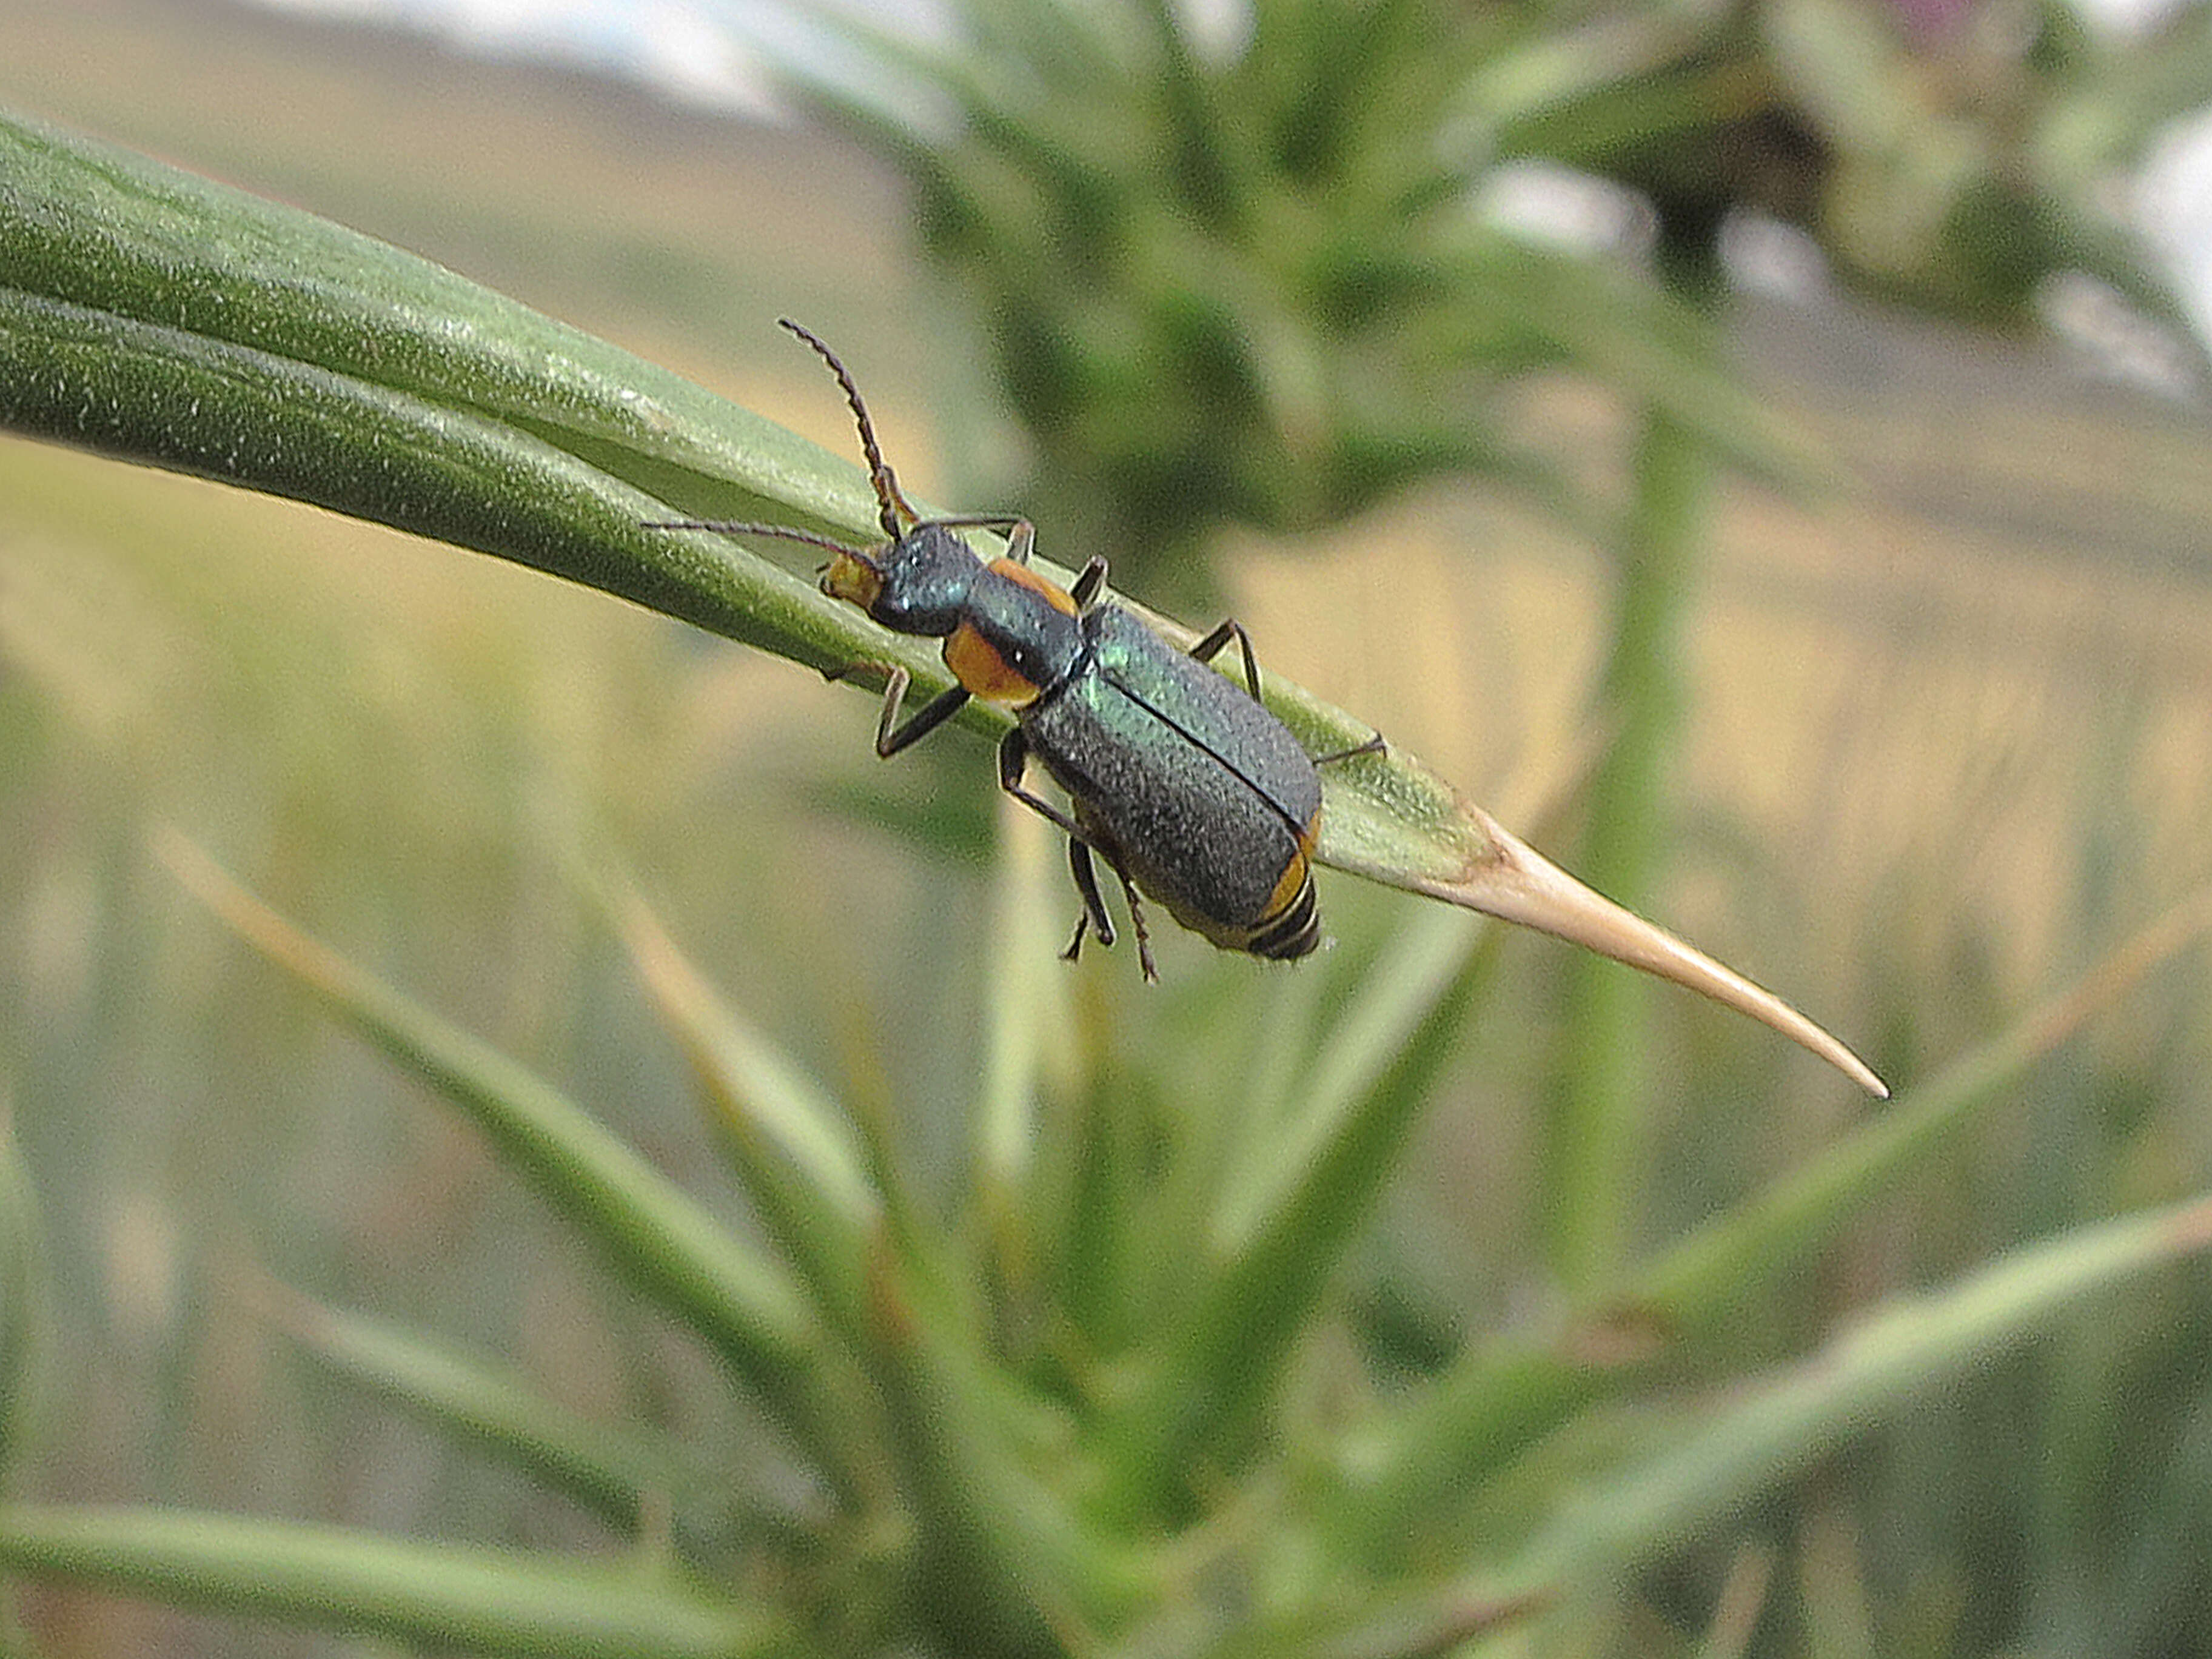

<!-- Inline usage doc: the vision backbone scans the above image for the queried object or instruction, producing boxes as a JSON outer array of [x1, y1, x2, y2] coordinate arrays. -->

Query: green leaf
[[1318, 1189, 2212, 1652], [0, 107, 887, 673], [153, 834, 865, 1489], [266, 1284, 726, 1547], [617, 889, 881, 1352], [1532, 1188, 2212, 1583], [1, 106, 1880, 1091], [1327, 887, 2212, 1556], [1629, 884, 2212, 1327], [0, 1504, 796, 1659]]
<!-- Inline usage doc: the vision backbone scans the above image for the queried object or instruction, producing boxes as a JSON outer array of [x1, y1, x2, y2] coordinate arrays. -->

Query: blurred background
[[6, 0, 2212, 1652]]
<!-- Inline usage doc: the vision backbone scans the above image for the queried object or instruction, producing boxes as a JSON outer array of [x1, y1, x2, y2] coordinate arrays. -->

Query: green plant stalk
[[1541, 394, 1708, 1290], [1104, 906, 1492, 1521], [0, 1107, 47, 1505], [976, 797, 1071, 1204]]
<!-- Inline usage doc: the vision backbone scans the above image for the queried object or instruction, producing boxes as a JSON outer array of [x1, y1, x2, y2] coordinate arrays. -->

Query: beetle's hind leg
[[1061, 839, 1158, 983], [1000, 727, 1159, 983], [1121, 872, 1156, 982], [1186, 617, 1266, 703], [1186, 621, 1389, 765], [1062, 838, 1116, 960]]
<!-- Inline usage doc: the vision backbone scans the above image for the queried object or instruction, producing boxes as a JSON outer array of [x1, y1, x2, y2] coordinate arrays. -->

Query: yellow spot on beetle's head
[[821, 549, 886, 610]]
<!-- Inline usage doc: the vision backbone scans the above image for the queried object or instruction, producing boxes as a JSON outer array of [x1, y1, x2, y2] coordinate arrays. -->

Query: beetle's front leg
[[825, 662, 970, 757], [1069, 556, 1108, 606]]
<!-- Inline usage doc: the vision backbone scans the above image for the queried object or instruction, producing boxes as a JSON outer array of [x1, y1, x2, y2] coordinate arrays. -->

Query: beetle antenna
[[779, 319, 917, 541]]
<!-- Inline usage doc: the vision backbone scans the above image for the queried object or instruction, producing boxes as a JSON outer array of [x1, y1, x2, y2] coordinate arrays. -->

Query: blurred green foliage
[[783, 0, 2212, 596]]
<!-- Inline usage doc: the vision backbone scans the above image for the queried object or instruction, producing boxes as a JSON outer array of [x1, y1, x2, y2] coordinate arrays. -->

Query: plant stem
[[1541, 223, 1723, 1289]]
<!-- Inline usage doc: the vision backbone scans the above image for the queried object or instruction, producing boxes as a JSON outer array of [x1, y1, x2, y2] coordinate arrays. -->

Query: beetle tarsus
[[1124, 877, 1158, 984], [1313, 731, 1387, 766], [876, 672, 971, 757], [1066, 839, 1117, 957]]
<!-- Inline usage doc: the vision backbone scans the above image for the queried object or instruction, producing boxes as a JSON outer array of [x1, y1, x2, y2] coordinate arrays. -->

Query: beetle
[[652, 320, 1377, 980]]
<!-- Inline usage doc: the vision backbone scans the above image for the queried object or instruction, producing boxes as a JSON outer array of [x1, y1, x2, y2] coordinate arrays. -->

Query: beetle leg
[[996, 727, 1095, 844], [1120, 867, 1158, 983], [1069, 557, 1109, 606], [879, 681, 973, 757], [1183, 625, 1387, 765], [1187, 617, 1265, 705], [1061, 838, 1118, 960], [922, 512, 1033, 563], [826, 662, 971, 757], [1313, 732, 1388, 766], [1000, 729, 1159, 979], [1059, 840, 1158, 982]]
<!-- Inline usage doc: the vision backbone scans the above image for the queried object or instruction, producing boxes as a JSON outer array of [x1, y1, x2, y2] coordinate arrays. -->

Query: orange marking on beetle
[[945, 622, 1045, 707], [988, 558, 1080, 615], [1260, 816, 1321, 920], [822, 549, 885, 609]]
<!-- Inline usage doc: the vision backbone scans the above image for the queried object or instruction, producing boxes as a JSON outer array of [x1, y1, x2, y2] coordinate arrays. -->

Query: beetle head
[[649, 323, 985, 640], [824, 521, 978, 637], [819, 544, 887, 612]]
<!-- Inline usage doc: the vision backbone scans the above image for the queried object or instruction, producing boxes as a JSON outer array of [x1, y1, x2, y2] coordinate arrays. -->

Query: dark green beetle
[[655, 321, 1375, 979]]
